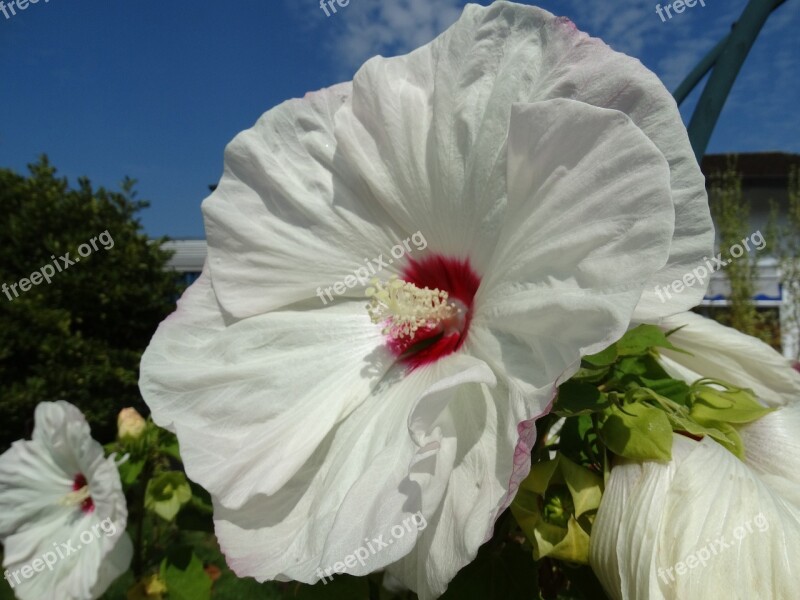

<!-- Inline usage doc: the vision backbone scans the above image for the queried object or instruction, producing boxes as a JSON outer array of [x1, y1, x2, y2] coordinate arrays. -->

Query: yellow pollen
[[59, 485, 91, 508], [365, 276, 459, 340]]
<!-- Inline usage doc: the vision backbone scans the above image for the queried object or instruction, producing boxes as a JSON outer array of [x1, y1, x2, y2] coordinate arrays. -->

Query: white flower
[[139, 2, 712, 597], [590, 434, 800, 600], [0, 401, 132, 600], [590, 313, 800, 599]]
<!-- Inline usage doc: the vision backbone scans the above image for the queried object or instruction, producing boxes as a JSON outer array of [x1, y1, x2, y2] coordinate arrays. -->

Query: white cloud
[[329, 0, 464, 69]]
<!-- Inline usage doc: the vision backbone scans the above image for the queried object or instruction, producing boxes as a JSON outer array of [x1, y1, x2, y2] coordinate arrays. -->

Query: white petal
[[591, 435, 800, 599], [387, 379, 554, 599], [657, 312, 800, 407], [140, 271, 392, 508], [739, 402, 800, 515], [0, 437, 77, 537], [89, 533, 133, 600], [32, 401, 105, 487], [472, 98, 674, 387], [202, 83, 415, 318]]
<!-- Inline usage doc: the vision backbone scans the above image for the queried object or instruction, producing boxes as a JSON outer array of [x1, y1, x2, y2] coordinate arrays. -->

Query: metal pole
[[684, 0, 790, 160], [673, 0, 789, 106]]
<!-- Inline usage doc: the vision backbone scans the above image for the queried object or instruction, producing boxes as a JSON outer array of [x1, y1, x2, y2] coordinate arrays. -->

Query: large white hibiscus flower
[[139, 2, 712, 597], [590, 313, 800, 599], [0, 401, 132, 600]]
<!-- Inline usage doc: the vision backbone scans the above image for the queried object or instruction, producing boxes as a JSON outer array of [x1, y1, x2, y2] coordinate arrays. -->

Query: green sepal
[[145, 471, 192, 522], [511, 456, 603, 564], [616, 324, 686, 357], [690, 382, 774, 425]]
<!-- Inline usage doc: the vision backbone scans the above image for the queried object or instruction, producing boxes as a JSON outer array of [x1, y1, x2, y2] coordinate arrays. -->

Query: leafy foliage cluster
[[0, 157, 183, 450]]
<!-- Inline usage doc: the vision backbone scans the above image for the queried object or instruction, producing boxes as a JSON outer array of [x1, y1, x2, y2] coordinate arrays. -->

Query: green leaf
[[118, 457, 145, 486], [639, 377, 691, 406], [583, 344, 618, 367], [554, 382, 609, 417], [617, 324, 683, 356], [159, 547, 212, 600], [145, 471, 192, 522], [599, 403, 672, 461], [614, 354, 671, 380], [570, 364, 612, 384]]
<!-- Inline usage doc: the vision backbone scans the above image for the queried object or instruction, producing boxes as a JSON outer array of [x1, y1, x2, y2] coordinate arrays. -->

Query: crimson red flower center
[[385, 255, 480, 369], [72, 473, 95, 513]]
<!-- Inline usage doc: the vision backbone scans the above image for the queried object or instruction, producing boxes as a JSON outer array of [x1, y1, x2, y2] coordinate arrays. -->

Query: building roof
[[701, 152, 800, 184]]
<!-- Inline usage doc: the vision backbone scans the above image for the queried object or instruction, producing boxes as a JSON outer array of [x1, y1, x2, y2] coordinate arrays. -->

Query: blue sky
[[1, 0, 797, 238]]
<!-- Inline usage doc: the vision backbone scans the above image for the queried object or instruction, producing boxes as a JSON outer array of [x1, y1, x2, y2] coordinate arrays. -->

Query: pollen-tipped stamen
[[59, 485, 92, 508], [365, 276, 459, 340]]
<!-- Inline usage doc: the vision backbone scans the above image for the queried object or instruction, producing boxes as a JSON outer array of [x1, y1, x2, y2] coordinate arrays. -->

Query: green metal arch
[[673, 0, 791, 160]]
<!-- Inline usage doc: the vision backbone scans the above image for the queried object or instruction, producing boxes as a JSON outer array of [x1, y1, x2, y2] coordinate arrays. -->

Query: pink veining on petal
[[484, 385, 559, 543], [555, 16, 578, 31]]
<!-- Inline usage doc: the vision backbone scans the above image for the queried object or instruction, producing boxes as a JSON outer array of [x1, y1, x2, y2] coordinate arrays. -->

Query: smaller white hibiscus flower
[[590, 433, 800, 600], [590, 313, 800, 599], [0, 401, 132, 600]]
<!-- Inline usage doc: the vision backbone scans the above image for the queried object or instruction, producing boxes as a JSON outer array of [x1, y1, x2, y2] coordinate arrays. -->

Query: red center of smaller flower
[[387, 255, 481, 369], [73, 473, 95, 513]]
